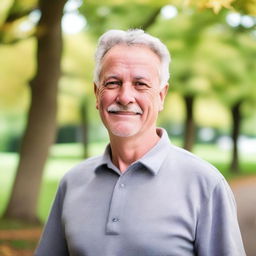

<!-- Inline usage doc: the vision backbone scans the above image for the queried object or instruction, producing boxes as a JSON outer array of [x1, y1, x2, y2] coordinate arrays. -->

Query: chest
[[62, 172, 198, 256]]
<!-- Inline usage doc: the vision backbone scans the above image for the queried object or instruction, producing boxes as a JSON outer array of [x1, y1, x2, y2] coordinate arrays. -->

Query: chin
[[110, 130, 138, 138], [109, 126, 140, 138]]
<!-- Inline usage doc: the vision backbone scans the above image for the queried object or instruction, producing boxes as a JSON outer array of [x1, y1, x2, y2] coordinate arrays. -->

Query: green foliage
[[0, 38, 35, 111], [60, 33, 98, 125], [0, 153, 18, 215], [207, 25, 256, 107], [0, 37, 35, 151], [63, 33, 95, 81], [79, 3, 159, 36], [83, 0, 256, 15], [148, 7, 256, 130], [8, 239, 37, 249], [0, 0, 256, 144], [0, 218, 37, 229], [0, 0, 38, 43], [84, 0, 178, 7], [242, 112, 256, 135], [233, 0, 256, 15], [37, 179, 59, 222], [0, 0, 15, 26], [8, 0, 37, 14], [150, 9, 226, 95]]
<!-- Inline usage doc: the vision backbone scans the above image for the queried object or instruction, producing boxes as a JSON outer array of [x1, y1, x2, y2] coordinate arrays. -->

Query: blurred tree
[[184, 0, 256, 15], [83, 0, 256, 15], [79, 3, 161, 37], [0, 0, 255, 222], [3, 0, 67, 222], [170, 11, 256, 172], [151, 7, 256, 170], [81, 2, 256, 163], [80, 95, 89, 158], [150, 9, 226, 151], [0, 0, 37, 44], [0, 39, 34, 112], [213, 23, 256, 172], [0, 0, 15, 26], [60, 32, 95, 157]]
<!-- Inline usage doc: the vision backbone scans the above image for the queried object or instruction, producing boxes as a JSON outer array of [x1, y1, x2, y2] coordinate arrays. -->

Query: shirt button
[[112, 217, 120, 222], [119, 183, 125, 188]]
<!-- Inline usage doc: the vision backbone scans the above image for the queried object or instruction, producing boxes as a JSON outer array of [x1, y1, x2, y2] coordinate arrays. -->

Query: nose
[[116, 84, 135, 106]]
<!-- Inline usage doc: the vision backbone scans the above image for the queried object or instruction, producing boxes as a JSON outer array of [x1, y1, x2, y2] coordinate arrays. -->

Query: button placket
[[105, 171, 132, 235], [119, 183, 125, 189]]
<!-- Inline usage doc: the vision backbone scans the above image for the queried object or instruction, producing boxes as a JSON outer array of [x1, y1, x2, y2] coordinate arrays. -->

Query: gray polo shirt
[[35, 129, 245, 256]]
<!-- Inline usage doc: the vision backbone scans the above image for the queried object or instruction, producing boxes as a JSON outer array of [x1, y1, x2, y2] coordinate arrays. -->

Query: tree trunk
[[230, 101, 242, 173], [4, 0, 67, 222], [80, 96, 89, 159], [183, 95, 195, 152]]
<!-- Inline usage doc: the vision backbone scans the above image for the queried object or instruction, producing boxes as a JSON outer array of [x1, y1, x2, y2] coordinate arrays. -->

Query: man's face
[[94, 44, 168, 138]]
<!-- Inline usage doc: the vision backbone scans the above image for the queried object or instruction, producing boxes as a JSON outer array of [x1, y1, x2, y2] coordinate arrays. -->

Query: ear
[[94, 83, 99, 110], [158, 84, 169, 112]]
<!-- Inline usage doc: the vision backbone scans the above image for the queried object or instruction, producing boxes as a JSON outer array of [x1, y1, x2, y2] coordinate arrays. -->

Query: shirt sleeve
[[34, 184, 69, 256], [195, 178, 246, 256]]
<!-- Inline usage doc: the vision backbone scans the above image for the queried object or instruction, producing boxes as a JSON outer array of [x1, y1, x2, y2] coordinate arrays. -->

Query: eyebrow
[[134, 76, 143, 79], [134, 76, 150, 81], [104, 75, 120, 80], [103, 75, 150, 82]]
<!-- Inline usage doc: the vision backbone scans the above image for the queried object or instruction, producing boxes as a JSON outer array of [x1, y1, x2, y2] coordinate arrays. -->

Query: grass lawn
[[0, 141, 255, 222]]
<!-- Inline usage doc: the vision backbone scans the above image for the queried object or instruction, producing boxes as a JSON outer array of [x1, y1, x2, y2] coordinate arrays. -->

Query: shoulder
[[168, 144, 222, 177], [59, 155, 103, 188], [164, 144, 225, 195]]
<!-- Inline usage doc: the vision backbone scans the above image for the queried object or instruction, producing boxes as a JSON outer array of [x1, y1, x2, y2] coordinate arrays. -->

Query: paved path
[[230, 176, 256, 256]]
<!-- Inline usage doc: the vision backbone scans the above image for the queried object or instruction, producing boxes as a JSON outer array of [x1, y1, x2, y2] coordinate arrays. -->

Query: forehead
[[100, 44, 161, 78], [103, 44, 160, 61]]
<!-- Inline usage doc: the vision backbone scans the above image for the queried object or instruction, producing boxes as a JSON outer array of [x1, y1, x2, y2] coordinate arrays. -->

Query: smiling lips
[[107, 104, 143, 115]]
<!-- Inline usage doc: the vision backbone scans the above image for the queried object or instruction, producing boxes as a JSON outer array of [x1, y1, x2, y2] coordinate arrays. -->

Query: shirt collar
[[95, 128, 170, 176], [137, 128, 170, 175], [95, 145, 119, 174]]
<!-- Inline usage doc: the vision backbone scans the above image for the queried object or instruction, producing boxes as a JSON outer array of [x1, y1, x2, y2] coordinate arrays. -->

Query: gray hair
[[93, 29, 171, 88]]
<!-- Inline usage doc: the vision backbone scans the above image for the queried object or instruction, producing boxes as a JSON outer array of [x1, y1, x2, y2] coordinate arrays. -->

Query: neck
[[109, 128, 160, 173]]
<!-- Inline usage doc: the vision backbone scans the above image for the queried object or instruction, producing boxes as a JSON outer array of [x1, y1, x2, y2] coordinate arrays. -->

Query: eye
[[134, 81, 149, 89], [104, 81, 121, 89]]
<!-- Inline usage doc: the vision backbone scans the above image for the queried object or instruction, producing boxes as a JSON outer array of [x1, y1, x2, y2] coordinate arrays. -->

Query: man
[[35, 29, 245, 256]]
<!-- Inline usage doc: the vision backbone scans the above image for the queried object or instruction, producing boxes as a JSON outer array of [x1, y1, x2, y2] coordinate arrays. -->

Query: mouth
[[108, 110, 142, 115]]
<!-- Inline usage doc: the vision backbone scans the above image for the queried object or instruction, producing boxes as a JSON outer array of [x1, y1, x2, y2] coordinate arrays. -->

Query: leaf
[[184, 0, 256, 15], [204, 0, 234, 14]]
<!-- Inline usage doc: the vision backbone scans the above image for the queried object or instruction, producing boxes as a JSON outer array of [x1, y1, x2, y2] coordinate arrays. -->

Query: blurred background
[[0, 0, 255, 255]]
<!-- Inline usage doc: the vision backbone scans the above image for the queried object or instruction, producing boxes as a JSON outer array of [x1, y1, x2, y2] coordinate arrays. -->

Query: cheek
[[97, 90, 116, 109], [141, 92, 161, 110], [151, 90, 164, 111]]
